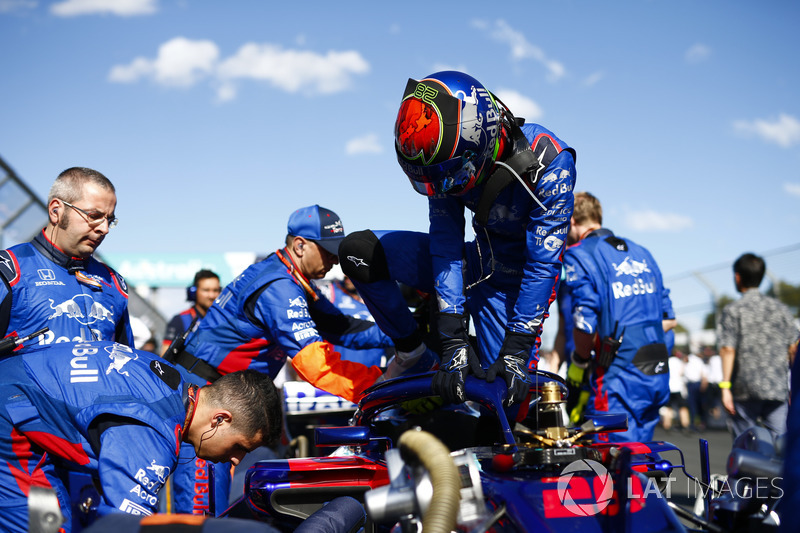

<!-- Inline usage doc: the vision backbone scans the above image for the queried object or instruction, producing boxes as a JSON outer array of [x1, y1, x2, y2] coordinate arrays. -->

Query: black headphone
[[215, 416, 224, 427], [187, 270, 220, 302]]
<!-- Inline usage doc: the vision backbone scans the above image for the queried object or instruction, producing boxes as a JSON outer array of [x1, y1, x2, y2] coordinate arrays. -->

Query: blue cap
[[287, 205, 345, 256]]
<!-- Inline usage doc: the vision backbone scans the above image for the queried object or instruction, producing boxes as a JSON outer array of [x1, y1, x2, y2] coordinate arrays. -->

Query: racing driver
[[341, 71, 577, 410]]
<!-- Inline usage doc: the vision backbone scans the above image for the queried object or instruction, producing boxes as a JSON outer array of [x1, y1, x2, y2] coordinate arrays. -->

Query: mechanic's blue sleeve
[[295, 496, 366, 533], [509, 149, 575, 334], [309, 295, 392, 350], [661, 286, 675, 320], [95, 423, 177, 516], [557, 279, 576, 356], [563, 247, 600, 336], [428, 194, 468, 315]]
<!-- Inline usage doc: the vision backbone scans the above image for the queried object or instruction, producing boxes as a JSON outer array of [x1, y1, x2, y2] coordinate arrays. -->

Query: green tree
[[767, 281, 800, 317], [703, 295, 735, 330]]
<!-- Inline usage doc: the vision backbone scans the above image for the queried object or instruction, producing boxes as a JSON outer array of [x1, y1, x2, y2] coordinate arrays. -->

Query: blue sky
[[1, 0, 799, 335]]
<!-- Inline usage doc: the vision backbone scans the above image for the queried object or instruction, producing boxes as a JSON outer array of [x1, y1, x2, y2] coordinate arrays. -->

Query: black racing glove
[[486, 330, 535, 407], [431, 313, 485, 404]]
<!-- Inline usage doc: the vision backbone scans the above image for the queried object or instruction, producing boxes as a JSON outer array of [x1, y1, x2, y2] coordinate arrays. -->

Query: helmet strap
[[474, 116, 543, 226]]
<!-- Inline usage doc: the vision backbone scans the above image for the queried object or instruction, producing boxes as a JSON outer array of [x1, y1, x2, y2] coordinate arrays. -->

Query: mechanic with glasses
[[0, 166, 133, 356], [340, 71, 577, 412]]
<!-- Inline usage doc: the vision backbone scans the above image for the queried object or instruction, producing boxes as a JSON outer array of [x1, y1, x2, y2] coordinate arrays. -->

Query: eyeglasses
[[60, 200, 118, 229]]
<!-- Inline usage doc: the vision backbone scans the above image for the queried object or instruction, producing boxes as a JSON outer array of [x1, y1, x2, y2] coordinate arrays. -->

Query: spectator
[[0, 341, 281, 532], [538, 348, 567, 379], [683, 349, 707, 430], [716, 252, 798, 441], [662, 350, 690, 432], [0, 167, 133, 351], [563, 192, 676, 442], [340, 70, 576, 410], [162, 269, 221, 355]]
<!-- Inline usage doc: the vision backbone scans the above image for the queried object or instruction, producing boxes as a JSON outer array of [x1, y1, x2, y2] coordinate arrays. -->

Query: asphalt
[[650, 425, 735, 526]]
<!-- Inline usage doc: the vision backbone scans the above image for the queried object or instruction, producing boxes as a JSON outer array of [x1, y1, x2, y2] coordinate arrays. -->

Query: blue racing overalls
[[563, 228, 674, 442], [0, 230, 133, 351], [0, 341, 187, 532]]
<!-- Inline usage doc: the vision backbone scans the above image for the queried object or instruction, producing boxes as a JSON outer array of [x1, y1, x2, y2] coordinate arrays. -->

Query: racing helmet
[[394, 71, 501, 196]]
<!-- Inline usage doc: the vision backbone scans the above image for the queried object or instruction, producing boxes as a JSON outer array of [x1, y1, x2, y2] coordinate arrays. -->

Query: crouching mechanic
[[0, 340, 281, 533], [170, 204, 405, 402], [563, 192, 676, 442], [340, 71, 576, 411]]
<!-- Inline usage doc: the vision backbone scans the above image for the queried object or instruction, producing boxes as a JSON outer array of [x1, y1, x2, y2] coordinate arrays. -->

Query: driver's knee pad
[[339, 230, 390, 284]]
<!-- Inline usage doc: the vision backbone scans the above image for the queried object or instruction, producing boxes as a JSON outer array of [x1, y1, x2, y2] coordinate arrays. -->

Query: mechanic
[[340, 71, 576, 409], [0, 340, 281, 533], [0, 166, 133, 352], [170, 204, 403, 403], [563, 192, 676, 442], [161, 269, 221, 356]]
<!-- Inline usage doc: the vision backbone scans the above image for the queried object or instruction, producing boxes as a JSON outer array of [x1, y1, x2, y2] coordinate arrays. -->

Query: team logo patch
[[0, 250, 19, 286], [151, 359, 181, 390], [37, 269, 55, 281], [47, 294, 114, 325], [105, 343, 137, 376]]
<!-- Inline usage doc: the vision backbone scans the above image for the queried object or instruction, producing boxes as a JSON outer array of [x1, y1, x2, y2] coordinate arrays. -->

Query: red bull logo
[[47, 294, 114, 326], [613, 257, 651, 277], [105, 343, 138, 376]]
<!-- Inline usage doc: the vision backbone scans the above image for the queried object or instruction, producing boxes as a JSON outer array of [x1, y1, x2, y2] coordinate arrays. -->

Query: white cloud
[[625, 210, 693, 232], [0, 0, 37, 13], [785, 183, 800, 197], [475, 19, 565, 82], [685, 43, 711, 64], [582, 71, 604, 87], [493, 89, 543, 121], [51, 0, 157, 16], [217, 43, 369, 96], [345, 133, 383, 155], [108, 38, 369, 101], [109, 37, 219, 87], [733, 114, 800, 148]]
